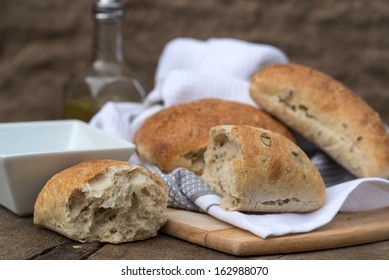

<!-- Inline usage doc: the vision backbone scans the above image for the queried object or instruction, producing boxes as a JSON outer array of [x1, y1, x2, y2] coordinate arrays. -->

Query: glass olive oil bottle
[[63, 0, 146, 122]]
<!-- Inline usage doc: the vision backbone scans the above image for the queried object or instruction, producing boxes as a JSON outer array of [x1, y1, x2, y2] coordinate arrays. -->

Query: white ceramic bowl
[[0, 120, 135, 216]]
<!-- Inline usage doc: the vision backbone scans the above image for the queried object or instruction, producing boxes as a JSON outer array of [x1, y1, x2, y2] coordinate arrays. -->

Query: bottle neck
[[92, 17, 124, 64], [91, 0, 125, 68]]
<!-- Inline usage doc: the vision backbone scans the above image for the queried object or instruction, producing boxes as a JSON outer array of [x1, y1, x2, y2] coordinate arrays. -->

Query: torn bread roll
[[250, 63, 389, 179], [134, 98, 296, 175], [202, 125, 326, 213], [34, 159, 168, 244]]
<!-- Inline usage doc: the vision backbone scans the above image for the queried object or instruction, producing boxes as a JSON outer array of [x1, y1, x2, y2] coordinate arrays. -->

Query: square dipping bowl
[[0, 120, 135, 216]]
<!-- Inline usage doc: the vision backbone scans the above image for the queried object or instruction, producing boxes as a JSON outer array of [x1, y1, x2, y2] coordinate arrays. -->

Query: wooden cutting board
[[161, 207, 389, 256]]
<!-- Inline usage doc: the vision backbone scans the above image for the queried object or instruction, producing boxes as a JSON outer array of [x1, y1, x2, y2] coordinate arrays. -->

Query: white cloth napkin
[[89, 37, 389, 239], [197, 179, 389, 238]]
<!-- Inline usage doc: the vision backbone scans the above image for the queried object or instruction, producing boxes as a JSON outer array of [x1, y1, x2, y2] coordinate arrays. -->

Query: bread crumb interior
[[66, 168, 166, 243], [203, 130, 241, 208]]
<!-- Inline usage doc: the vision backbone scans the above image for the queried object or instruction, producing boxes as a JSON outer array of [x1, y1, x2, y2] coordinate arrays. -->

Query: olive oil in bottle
[[63, 0, 146, 122]]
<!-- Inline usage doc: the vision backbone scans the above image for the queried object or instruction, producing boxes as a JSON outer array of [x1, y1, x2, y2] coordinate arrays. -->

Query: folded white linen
[[154, 38, 288, 82], [152, 70, 257, 108], [89, 37, 389, 239]]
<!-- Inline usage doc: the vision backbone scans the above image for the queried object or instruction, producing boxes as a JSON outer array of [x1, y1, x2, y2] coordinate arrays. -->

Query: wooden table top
[[1, 205, 389, 260]]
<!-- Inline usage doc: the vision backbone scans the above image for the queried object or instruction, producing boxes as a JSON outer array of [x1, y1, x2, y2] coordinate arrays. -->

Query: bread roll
[[250, 63, 389, 179], [202, 125, 326, 213], [134, 98, 296, 175], [34, 159, 168, 244]]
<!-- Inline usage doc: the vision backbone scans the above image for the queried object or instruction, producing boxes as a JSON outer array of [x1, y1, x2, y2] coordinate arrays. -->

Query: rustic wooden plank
[[277, 240, 389, 260], [0, 205, 70, 259], [161, 207, 389, 256], [0, 205, 106, 260], [87, 233, 246, 260], [2, 203, 389, 260], [33, 241, 103, 260]]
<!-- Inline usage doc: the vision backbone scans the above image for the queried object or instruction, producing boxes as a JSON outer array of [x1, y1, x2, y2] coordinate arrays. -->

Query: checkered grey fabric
[[147, 165, 217, 212]]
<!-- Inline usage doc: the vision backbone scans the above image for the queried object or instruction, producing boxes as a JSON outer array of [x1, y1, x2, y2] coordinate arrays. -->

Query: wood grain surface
[[161, 207, 389, 256], [2, 205, 389, 259]]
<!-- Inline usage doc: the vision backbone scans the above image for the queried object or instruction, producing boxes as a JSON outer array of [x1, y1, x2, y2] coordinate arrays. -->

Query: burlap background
[[1, 0, 388, 123]]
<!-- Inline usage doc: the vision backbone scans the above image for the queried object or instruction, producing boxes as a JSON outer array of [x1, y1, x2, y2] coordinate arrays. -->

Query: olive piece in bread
[[202, 125, 326, 213]]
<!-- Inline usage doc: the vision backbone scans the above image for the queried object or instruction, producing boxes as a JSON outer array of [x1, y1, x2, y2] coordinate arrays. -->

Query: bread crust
[[34, 159, 168, 243], [134, 98, 296, 174], [202, 125, 326, 212], [250, 63, 389, 178]]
